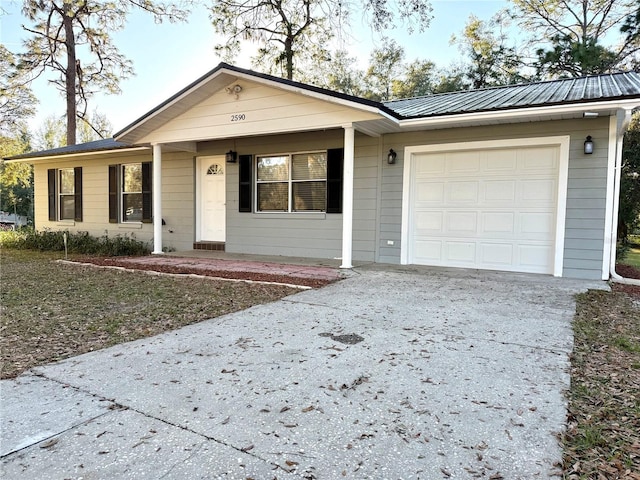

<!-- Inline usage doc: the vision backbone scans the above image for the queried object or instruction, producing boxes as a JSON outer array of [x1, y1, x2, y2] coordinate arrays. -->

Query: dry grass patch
[[0, 249, 298, 379], [562, 289, 640, 479]]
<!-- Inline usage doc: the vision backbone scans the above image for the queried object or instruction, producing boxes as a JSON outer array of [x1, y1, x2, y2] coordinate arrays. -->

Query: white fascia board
[[395, 99, 640, 130], [115, 75, 230, 141], [230, 70, 383, 115], [116, 67, 385, 141], [5, 146, 150, 163]]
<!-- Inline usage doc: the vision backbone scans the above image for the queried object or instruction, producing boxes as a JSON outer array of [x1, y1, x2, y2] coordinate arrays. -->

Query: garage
[[401, 138, 569, 275]]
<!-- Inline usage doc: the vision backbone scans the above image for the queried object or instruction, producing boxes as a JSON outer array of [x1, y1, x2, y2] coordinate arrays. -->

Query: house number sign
[[231, 114, 246, 122]]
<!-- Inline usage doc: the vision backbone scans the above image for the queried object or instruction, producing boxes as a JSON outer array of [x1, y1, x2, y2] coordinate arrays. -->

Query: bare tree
[[19, 0, 191, 146], [210, 0, 433, 81], [509, 0, 639, 76]]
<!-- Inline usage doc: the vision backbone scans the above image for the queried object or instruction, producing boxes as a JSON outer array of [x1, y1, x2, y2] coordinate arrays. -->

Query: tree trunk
[[285, 36, 293, 80], [63, 2, 77, 146]]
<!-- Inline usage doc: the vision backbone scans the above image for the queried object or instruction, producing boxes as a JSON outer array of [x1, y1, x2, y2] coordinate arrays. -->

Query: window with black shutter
[[48, 169, 57, 221], [74, 167, 83, 222], [48, 167, 83, 222], [239, 154, 253, 212], [326, 148, 343, 214], [109, 162, 152, 223], [249, 148, 344, 214]]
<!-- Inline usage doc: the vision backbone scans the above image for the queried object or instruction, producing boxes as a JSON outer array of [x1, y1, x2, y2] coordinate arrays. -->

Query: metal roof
[[384, 72, 640, 119], [5, 138, 137, 161], [6, 70, 640, 162]]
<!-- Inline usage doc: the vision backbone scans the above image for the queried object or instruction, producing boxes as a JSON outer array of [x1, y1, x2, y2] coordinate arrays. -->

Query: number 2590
[[231, 114, 246, 122]]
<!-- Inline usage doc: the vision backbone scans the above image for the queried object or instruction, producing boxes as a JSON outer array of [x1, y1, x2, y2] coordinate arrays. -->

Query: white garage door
[[407, 144, 560, 274]]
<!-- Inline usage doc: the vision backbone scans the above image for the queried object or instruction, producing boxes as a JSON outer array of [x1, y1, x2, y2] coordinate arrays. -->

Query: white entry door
[[198, 157, 226, 242], [404, 142, 565, 275]]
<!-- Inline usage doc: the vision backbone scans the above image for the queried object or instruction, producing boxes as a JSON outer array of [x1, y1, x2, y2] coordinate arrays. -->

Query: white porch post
[[152, 143, 163, 255], [340, 126, 355, 269]]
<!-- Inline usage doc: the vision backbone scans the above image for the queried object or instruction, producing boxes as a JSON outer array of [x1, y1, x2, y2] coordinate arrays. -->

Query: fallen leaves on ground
[[561, 286, 640, 479], [0, 250, 299, 379]]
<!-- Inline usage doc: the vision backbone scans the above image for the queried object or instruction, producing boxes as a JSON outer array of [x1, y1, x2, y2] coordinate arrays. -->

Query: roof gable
[[128, 77, 384, 145], [116, 63, 387, 144]]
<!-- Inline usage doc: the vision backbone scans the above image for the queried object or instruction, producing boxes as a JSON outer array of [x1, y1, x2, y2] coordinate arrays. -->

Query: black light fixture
[[387, 148, 397, 164], [584, 136, 594, 155], [225, 150, 237, 163]]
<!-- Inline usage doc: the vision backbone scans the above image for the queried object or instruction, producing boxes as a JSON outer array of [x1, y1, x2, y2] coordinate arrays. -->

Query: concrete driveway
[[1, 266, 604, 479]]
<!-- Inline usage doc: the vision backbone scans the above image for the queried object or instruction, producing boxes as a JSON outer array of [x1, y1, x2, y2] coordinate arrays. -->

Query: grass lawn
[[620, 237, 640, 269], [561, 289, 640, 478], [0, 249, 298, 379]]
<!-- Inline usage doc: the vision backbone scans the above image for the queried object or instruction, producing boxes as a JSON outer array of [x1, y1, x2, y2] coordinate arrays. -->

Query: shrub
[[0, 228, 150, 256]]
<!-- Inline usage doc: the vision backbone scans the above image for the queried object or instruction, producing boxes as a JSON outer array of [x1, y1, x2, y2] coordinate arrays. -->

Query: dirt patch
[[613, 264, 640, 299], [73, 255, 338, 289]]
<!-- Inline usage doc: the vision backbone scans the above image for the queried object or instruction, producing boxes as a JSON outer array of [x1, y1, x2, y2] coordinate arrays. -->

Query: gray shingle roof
[[5, 138, 134, 160], [384, 72, 640, 119]]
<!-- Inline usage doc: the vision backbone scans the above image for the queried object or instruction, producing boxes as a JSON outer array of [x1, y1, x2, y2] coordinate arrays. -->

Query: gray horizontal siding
[[200, 130, 378, 262], [376, 117, 611, 279]]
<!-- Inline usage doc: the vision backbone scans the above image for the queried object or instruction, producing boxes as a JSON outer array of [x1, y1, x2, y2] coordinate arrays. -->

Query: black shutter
[[238, 154, 253, 212], [326, 148, 344, 213], [74, 167, 83, 222], [48, 169, 57, 221], [108, 165, 118, 223], [142, 162, 152, 223]]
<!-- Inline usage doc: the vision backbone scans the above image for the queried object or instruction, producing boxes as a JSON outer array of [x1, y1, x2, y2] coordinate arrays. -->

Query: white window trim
[[120, 162, 143, 224], [400, 136, 570, 277], [58, 168, 75, 221], [254, 150, 328, 214]]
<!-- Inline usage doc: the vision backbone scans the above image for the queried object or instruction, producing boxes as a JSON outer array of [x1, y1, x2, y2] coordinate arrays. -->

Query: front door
[[198, 157, 226, 242]]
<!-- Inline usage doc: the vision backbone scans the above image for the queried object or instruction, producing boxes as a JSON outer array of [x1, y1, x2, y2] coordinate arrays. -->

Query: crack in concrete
[[21, 371, 287, 473]]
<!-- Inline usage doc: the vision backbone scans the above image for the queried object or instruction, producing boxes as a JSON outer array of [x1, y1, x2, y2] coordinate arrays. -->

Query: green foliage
[[619, 114, 640, 242], [452, 13, 527, 88], [0, 229, 150, 256], [0, 126, 33, 219], [363, 38, 406, 101], [31, 112, 112, 152], [0, 44, 37, 136], [509, 0, 639, 78], [535, 35, 619, 78]]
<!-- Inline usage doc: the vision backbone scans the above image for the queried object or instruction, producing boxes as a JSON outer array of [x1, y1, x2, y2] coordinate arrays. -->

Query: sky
[[1, 0, 508, 135]]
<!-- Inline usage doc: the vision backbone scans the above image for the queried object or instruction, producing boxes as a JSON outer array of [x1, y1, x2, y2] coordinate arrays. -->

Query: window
[[239, 148, 343, 214], [48, 167, 82, 222], [59, 168, 76, 220], [109, 162, 152, 223], [122, 164, 143, 222], [256, 152, 328, 212]]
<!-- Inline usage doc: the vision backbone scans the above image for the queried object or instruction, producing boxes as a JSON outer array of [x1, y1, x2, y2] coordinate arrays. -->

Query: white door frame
[[400, 136, 570, 276], [195, 155, 226, 242]]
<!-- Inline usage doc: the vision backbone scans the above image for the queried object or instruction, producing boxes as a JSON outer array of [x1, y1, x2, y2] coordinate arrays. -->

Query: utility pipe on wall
[[610, 108, 640, 286]]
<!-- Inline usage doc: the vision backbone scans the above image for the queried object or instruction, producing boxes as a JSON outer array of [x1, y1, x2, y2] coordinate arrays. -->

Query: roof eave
[[5, 146, 150, 163], [396, 98, 640, 130]]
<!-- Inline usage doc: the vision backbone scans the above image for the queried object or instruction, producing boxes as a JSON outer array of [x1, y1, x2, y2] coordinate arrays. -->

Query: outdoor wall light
[[387, 148, 397, 164], [225, 150, 237, 163], [584, 136, 594, 155]]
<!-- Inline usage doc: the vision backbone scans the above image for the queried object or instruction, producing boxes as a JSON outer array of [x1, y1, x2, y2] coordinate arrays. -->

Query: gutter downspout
[[609, 108, 640, 286]]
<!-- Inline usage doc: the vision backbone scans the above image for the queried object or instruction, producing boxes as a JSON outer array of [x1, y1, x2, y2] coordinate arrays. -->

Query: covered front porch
[[146, 125, 362, 268]]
